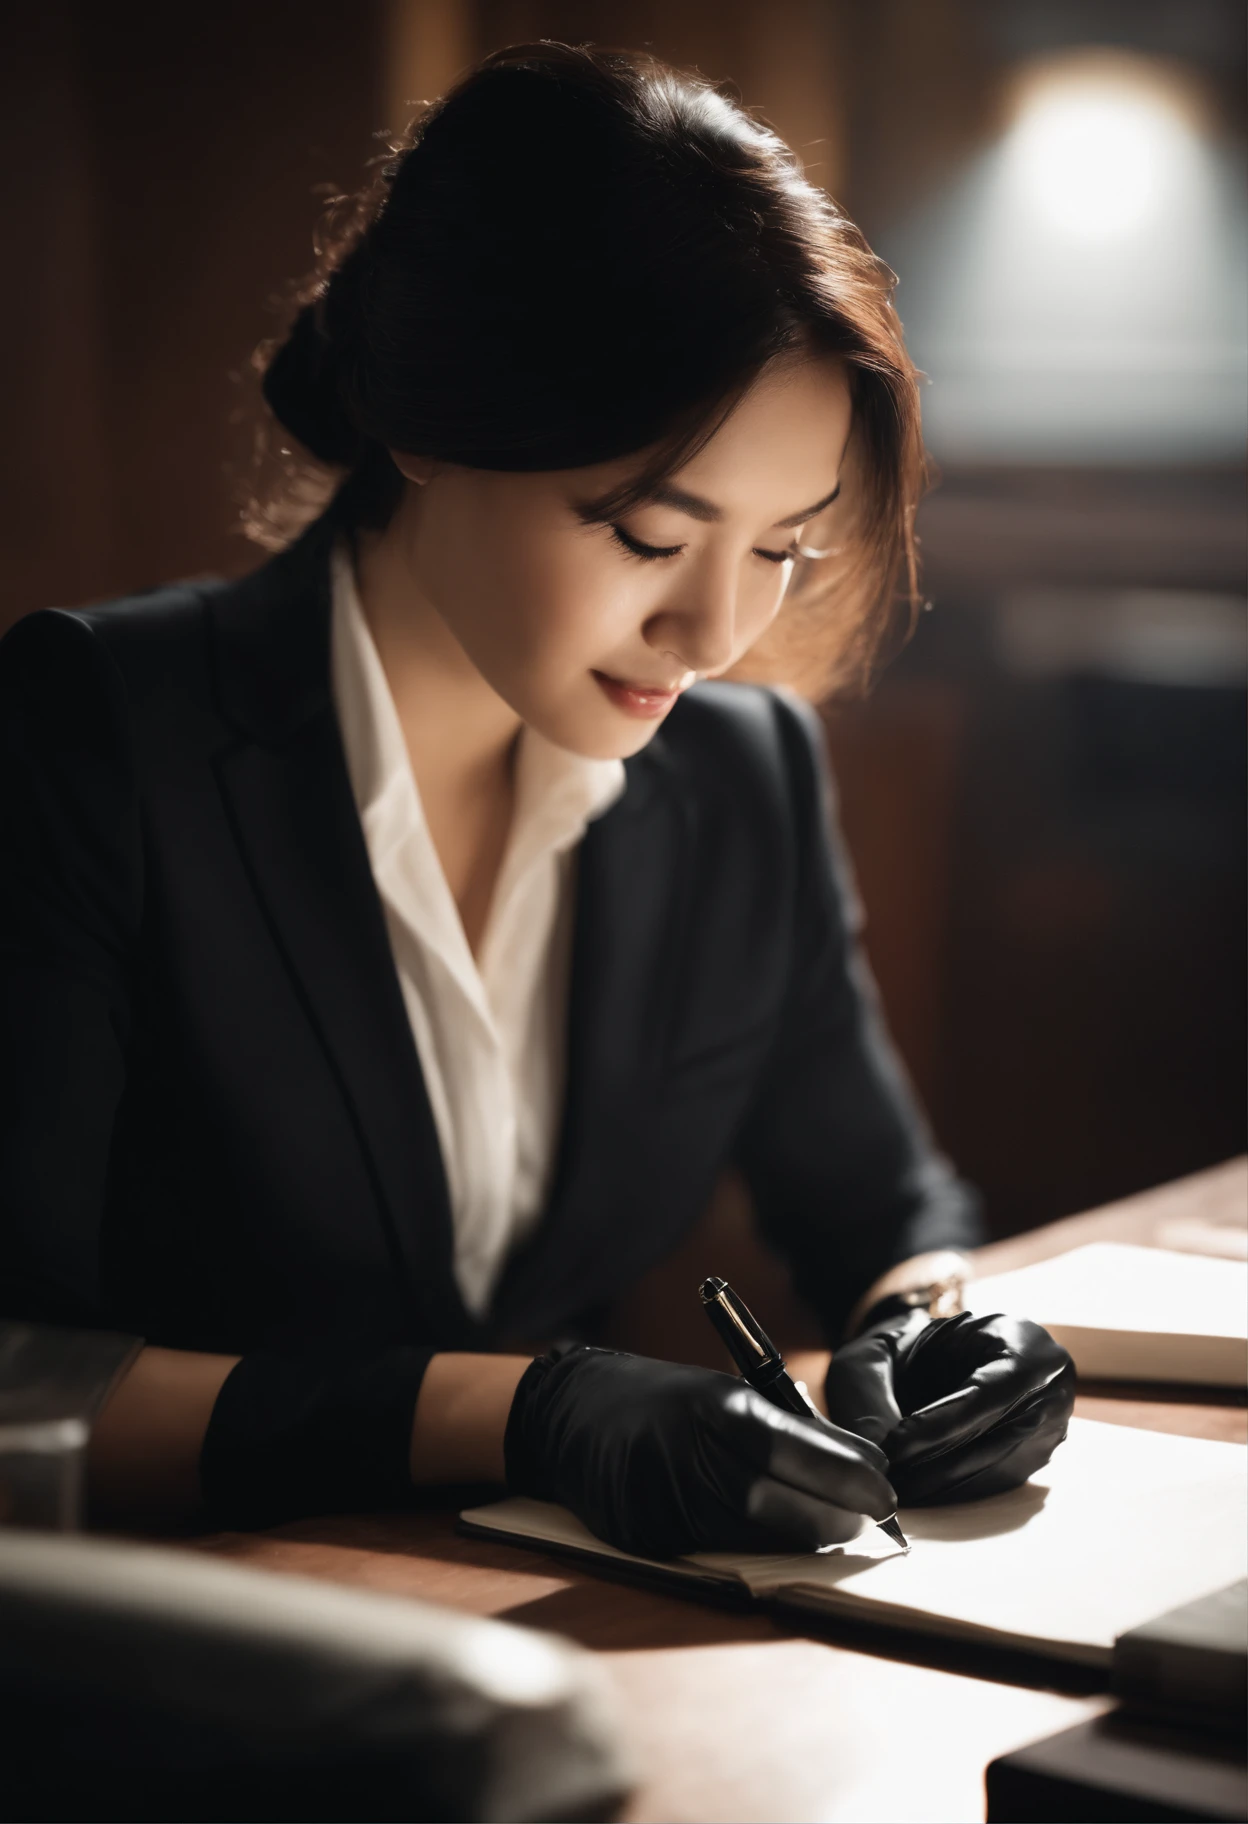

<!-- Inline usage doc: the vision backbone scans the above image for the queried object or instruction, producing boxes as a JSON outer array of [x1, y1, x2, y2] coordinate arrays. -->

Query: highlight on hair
[[242, 41, 929, 697]]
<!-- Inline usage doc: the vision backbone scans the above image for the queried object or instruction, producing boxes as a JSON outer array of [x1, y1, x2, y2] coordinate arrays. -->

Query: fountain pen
[[699, 1275, 909, 1554]]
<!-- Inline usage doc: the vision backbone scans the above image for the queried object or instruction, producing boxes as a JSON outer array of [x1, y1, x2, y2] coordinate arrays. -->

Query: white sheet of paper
[[965, 1244, 1248, 1385], [700, 1419, 1248, 1663], [464, 1419, 1247, 1667]]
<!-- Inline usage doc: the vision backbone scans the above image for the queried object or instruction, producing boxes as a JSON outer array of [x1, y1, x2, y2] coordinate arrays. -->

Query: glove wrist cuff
[[503, 1354, 558, 1499], [503, 1343, 601, 1499]]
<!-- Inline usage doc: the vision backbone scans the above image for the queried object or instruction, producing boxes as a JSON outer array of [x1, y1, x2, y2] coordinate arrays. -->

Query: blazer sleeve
[[0, 610, 433, 1527], [733, 692, 984, 1342], [0, 610, 141, 1326]]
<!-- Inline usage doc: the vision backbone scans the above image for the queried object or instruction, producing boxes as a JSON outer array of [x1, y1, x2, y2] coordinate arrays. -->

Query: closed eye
[[609, 524, 684, 562], [609, 525, 804, 566]]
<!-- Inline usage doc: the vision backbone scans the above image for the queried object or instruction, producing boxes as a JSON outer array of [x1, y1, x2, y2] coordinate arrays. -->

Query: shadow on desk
[[1078, 1379, 1247, 1409], [199, 1504, 776, 1653]]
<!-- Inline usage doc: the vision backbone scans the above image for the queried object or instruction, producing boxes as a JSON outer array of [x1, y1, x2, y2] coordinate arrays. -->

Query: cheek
[[418, 514, 640, 684], [739, 567, 791, 653]]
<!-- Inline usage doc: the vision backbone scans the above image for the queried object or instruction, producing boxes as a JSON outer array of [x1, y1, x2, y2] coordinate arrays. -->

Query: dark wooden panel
[[0, 1, 384, 626]]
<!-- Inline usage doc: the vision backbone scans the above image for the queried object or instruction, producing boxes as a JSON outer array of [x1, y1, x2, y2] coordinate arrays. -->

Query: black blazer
[[0, 510, 980, 1520]]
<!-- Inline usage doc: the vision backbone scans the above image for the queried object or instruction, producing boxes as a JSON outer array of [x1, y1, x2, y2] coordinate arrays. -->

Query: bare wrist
[[842, 1250, 971, 1343], [409, 1352, 531, 1485]]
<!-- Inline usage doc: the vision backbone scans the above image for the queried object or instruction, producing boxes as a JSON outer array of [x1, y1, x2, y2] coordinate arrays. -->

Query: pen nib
[[879, 1514, 910, 1553]]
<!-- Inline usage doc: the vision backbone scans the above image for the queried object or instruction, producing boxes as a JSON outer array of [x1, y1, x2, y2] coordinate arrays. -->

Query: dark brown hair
[[248, 41, 927, 695]]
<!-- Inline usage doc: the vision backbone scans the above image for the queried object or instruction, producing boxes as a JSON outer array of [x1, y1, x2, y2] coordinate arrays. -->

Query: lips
[[592, 669, 695, 720]]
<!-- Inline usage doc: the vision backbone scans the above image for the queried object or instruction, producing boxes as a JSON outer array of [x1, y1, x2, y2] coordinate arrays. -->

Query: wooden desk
[[192, 1161, 1247, 1824]]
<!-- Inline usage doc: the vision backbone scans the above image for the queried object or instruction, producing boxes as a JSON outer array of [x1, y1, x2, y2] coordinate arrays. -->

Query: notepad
[[461, 1420, 1248, 1667], [964, 1243, 1248, 1385]]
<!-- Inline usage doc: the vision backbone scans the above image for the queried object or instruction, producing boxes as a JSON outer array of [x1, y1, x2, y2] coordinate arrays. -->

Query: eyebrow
[[645, 480, 842, 529]]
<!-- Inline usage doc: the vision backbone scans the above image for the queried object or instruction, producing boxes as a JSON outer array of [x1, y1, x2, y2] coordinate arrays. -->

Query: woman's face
[[392, 353, 854, 760]]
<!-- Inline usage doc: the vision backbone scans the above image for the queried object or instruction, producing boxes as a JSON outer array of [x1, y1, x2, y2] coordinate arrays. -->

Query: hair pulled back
[[251, 41, 928, 694]]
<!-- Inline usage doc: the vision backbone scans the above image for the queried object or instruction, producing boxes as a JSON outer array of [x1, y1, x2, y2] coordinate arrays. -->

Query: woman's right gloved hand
[[504, 1344, 898, 1559]]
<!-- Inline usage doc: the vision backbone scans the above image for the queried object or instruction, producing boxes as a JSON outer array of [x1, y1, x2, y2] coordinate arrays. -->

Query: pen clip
[[699, 1277, 778, 1371]]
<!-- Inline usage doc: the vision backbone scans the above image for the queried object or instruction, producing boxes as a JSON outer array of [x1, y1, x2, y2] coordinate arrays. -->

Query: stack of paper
[[965, 1243, 1248, 1385]]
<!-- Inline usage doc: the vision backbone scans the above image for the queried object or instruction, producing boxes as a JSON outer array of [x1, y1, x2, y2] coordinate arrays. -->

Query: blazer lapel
[[490, 742, 695, 1342], [208, 517, 476, 1347]]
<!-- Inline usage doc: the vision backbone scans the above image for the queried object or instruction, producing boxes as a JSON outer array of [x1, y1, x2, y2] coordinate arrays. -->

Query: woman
[[0, 44, 1072, 1553]]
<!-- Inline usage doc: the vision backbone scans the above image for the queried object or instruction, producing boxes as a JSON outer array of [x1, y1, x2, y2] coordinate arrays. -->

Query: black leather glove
[[505, 1344, 897, 1559], [824, 1309, 1075, 1506]]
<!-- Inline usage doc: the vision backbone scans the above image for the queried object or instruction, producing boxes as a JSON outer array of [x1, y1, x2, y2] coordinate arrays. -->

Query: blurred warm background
[[3, 0, 1244, 1240]]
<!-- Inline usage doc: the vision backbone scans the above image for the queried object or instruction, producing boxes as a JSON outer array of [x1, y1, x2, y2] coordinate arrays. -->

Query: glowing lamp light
[[887, 48, 1244, 460], [1003, 66, 1193, 242]]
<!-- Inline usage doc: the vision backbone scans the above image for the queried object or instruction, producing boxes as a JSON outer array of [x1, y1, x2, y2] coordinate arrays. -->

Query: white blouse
[[328, 542, 626, 1317]]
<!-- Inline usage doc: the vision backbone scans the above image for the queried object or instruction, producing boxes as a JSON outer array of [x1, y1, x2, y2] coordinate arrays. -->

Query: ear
[[390, 450, 442, 485]]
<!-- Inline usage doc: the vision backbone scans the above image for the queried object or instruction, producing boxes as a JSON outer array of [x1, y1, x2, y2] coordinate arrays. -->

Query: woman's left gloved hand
[[823, 1308, 1076, 1505]]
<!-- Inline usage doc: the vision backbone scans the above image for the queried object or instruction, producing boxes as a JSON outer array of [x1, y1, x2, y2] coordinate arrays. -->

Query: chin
[[540, 707, 666, 763]]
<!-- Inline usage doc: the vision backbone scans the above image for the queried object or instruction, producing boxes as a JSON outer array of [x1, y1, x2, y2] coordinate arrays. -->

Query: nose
[[642, 564, 740, 678]]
